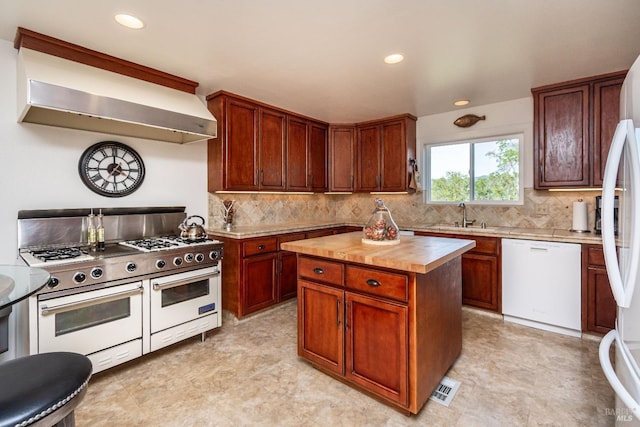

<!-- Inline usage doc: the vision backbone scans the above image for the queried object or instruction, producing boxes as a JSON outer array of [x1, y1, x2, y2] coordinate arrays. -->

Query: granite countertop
[[280, 232, 476, 274], [207, 220, 603, 245]]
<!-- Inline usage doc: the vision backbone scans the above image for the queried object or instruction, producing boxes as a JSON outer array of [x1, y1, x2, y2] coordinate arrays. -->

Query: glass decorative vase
[[362, 198, 400, 245]]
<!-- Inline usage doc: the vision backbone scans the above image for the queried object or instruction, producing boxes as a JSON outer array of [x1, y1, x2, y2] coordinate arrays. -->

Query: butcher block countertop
[[280, 231, 475, 274]]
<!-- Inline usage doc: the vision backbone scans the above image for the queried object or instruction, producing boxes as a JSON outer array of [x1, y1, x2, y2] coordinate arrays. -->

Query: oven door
[[37, 281, 144, 355], [150, 267, 220, 333]]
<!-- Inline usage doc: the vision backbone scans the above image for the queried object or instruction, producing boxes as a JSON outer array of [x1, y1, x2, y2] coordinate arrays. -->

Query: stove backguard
[[18, 207, 187, 249]]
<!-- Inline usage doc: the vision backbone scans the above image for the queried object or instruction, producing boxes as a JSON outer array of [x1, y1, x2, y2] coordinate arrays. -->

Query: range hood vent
[[17, 48, 217, 144]]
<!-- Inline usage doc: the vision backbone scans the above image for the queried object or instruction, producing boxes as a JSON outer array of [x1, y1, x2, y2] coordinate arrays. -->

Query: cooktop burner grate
[[30, 247, 89, 262]]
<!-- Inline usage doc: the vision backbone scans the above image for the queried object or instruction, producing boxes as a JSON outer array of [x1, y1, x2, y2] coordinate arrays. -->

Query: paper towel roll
[[572, 201, 589, 231]]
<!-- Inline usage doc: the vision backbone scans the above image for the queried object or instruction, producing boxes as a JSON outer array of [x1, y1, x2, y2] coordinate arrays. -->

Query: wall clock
[[78, 141, 145, 197]]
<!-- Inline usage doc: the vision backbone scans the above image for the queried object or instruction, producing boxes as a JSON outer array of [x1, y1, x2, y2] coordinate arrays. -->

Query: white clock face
[[79, 142, 145, 197]]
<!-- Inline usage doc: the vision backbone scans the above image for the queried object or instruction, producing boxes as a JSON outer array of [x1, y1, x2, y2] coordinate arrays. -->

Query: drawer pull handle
[[366, 279, 381, 287], [257, 244, 266, 250], [313, 267, 324, 274]]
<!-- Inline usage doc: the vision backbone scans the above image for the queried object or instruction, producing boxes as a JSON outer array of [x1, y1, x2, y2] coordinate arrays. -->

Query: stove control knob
[[173, 257, 183, 266], [209, 250, 220, 261], [73, 272, 86, 284], [156, 259, 166, 269], [126, 262, 137, 272], [47, 277, 60, 288], [195, 253, 205, 263], [184, 253, 194, 263], [90, 267, 103, 279]]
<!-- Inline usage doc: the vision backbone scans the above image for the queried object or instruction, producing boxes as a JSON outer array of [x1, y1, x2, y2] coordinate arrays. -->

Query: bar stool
[[0, 352, 92, 427]]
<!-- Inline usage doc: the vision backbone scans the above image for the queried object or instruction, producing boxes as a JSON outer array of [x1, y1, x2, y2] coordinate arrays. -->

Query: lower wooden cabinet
[[297, 254, 462, 414], [582, 244, 616, 333], [212, 226, 349, 318], [346, 292, 408, 405], [415, 231, 501, 312]]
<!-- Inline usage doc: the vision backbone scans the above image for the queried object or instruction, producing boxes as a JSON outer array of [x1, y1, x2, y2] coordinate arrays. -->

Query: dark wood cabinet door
[[242, 253, 277, 315], [593, 77, 624, 187], [329, 126, 356, 191], [586, 266, 616, 333], [309, 122, 328, 192], [259, 108, 286, 190], [278, 251, 298, 301], [287, 117, 310, 191], [225, 98, 259, 190], [345, 292, 408, 406], [357, 125, 381, 191], [534, 85, 590, 188], [461, 253, 499, 311], [380, 120, 407, 192], [298, 280, 344, 375]]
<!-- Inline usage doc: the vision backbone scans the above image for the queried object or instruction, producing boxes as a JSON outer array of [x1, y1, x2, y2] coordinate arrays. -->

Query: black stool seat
[[0, 352, 92, 427]]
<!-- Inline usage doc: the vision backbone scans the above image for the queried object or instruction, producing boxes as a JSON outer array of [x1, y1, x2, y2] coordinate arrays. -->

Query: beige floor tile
[[75, 301, 616, 426]]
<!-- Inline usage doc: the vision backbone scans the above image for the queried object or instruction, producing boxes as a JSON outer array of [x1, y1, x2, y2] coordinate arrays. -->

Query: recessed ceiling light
[[115, 14, 145, 29], [384, 54, 404, 64], [454, 99, 470, 106]]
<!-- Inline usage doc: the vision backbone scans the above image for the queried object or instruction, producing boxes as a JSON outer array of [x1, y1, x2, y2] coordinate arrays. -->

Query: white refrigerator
[[600, 53, 640, 425]]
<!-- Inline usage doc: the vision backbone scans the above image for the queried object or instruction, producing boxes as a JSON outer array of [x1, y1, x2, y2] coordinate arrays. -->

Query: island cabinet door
[[297, 280, 344, 375], [345, 292, 408, 406]]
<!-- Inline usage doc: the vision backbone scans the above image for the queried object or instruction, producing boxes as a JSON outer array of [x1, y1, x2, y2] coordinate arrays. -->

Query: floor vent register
[[429, 376, 461, 407]]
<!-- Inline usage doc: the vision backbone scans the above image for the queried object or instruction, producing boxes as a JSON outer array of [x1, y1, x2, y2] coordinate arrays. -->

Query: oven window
[[162, 279, 209, 308], [55, 298, 130, 336]]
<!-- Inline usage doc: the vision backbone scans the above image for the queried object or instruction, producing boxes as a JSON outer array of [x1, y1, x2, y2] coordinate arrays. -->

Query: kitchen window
[[424, 134, 523, 204]]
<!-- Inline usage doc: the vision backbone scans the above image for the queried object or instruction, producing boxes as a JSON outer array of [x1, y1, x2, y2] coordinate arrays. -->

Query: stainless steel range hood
[[17, 48, 217, 144]]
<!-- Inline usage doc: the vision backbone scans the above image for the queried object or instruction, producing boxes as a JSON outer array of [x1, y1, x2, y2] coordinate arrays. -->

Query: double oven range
[[17, 207, 223, 373]]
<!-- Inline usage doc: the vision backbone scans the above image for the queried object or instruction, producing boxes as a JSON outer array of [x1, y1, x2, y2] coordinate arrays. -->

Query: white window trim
[[423, 133, 525, 206]]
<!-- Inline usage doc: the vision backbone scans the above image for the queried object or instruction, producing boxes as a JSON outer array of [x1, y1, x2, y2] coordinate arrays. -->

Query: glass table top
[[0, 265, 50, 311]]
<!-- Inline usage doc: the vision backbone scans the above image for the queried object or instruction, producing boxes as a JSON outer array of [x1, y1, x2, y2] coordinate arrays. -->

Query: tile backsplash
[[208, 189, 602, 231]]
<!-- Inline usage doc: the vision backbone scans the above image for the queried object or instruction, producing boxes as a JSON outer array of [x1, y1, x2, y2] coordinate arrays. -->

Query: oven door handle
[[40, 286, 144, 316], [152, 272, 220, 291]]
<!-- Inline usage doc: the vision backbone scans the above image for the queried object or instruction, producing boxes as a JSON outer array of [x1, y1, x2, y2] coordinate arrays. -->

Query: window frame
[[423, 133, 524, 205]]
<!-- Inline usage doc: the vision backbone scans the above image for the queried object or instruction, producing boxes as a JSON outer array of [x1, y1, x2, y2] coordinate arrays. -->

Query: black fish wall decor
[[453, 114, 486, 128]]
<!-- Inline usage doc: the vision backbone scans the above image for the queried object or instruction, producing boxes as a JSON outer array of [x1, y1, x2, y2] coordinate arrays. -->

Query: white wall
[[416, 97, 534, 188], [0, 39, 209, 263]]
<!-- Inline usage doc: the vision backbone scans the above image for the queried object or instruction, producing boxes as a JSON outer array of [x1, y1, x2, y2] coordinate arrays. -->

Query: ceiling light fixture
[[384, 54, 404, 64], [115, 14, 145, 29], [454, 99, 470, 106]]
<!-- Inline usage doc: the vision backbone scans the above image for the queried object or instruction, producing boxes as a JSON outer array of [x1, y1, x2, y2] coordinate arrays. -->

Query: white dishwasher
[[502, 238, 582, 337]]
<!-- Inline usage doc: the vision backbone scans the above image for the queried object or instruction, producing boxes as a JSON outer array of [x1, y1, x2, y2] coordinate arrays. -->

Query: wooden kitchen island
[[280, 232, 475, 415]]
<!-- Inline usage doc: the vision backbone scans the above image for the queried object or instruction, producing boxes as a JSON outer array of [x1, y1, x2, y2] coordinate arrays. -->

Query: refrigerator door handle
[[600, 329, 640, 417], [603, 119, 640, 307]]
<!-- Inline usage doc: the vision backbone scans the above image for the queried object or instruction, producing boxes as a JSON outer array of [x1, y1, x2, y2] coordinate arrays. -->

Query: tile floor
[[76, 301, 616, 426]]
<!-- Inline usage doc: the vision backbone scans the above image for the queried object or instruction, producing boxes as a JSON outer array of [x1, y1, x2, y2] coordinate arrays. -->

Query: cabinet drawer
[[586, 245, 605, 267], [345, 266, 408, 302], [466, 236, 499, 256], [298, 256, 344, 286], [278, 232, 306, 250], [243, 237, 278, 256], [306, 228, 336, 239]]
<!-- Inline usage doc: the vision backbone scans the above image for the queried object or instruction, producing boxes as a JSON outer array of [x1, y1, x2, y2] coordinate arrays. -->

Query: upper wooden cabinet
[[287, 117, 328, 192], [355, 114, 417, 193], [532, 71, 626, 189], [207, 91, 328, 192], [207, 91, 416, 193], [328, 125, 356, 192]]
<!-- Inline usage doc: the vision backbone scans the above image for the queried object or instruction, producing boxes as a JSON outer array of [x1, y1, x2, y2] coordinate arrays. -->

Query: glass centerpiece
[[362, 198, 400, 245]]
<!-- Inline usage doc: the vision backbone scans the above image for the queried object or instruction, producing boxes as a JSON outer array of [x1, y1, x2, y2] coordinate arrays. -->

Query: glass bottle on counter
[[362, 198, 400, 245], [96, 209, 105, 251], [87, 209, 97, 252]]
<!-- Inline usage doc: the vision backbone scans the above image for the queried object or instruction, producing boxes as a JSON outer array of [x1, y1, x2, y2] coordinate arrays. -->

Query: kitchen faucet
[[457, 202, 476, 228]]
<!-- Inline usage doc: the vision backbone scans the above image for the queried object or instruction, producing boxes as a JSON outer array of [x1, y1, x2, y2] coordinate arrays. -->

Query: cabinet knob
[[258, 244, 266, 250], [313, 267, 324, 274], [366, 279, 381, 287]]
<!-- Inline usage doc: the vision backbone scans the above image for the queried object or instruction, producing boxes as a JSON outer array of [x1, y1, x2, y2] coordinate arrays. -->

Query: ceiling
[[2, 0, 640, 123]]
